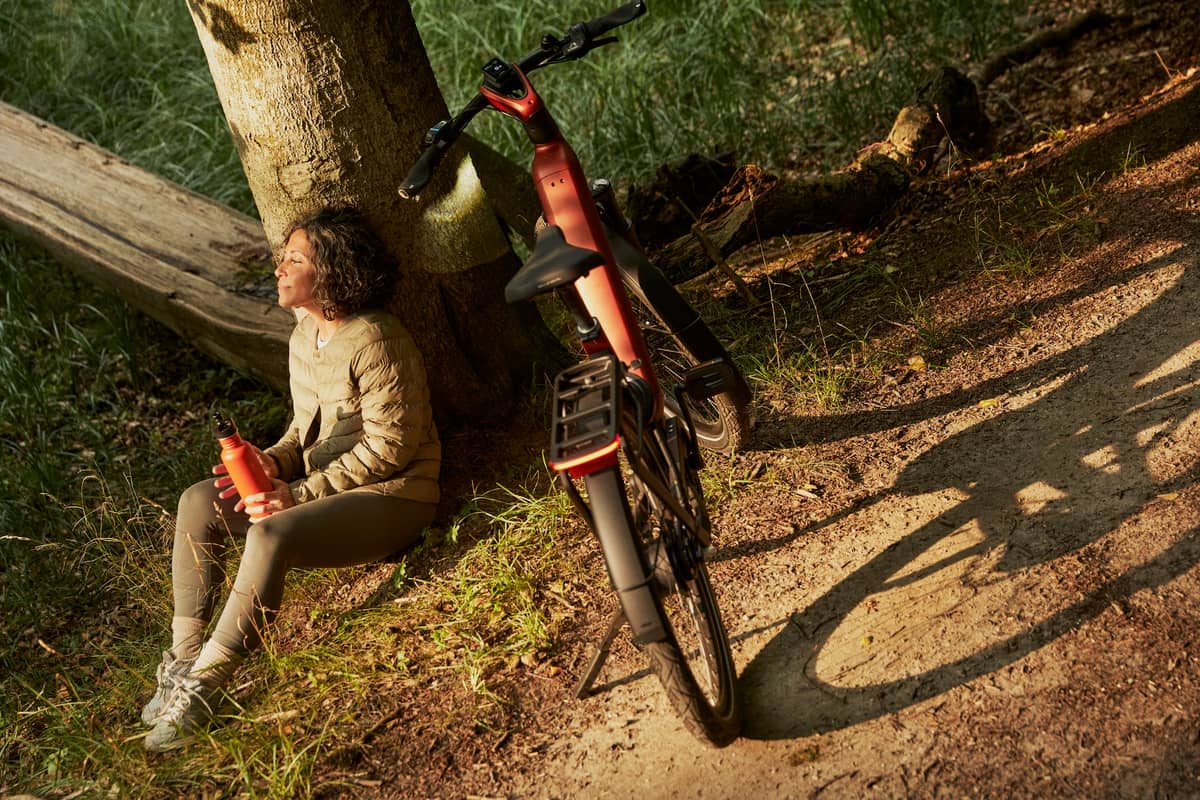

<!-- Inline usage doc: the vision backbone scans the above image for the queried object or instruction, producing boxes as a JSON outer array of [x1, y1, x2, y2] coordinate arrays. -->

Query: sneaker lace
[[160, 677, 208, 725]]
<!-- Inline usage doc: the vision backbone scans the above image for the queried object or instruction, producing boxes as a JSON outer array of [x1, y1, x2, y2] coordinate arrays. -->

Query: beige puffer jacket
[[264, 310, 440, 505]]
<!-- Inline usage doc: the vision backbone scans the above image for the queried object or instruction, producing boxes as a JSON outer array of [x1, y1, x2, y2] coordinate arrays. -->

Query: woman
[[142, 206, 440, 752]]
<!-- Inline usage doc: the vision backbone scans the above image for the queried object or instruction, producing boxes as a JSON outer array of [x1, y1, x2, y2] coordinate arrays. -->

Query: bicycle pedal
[[683, 358, 736, 401]]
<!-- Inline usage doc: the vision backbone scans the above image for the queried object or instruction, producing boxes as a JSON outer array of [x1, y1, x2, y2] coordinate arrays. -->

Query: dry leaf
[[1157, 492, 1179, 501], [978, 397, 1000, 408], [907, 355, 926, 372]]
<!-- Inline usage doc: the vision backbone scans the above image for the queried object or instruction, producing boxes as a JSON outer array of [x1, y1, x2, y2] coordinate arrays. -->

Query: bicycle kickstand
[[575, 608, 627, 699]]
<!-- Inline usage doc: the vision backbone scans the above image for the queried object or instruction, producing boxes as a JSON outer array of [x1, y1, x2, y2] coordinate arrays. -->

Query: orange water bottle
[[212, 409, 273, 520]]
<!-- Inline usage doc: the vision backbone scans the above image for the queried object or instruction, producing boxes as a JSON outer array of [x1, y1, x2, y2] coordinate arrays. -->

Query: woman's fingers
[[244, 489, 280, 519], [253, 446, 280, 478]]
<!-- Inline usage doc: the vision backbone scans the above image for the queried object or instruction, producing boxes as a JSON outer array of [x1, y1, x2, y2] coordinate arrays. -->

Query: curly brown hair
[[282, 206, 396, 320]]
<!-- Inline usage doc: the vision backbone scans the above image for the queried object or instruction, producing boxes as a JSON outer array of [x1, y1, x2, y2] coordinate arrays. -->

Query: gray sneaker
[[140, 650, 196, 725], [143, 675, 220, 752]]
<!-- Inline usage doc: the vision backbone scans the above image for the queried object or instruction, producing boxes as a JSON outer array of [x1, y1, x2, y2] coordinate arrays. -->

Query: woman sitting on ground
[[142, 206, 440, 752]]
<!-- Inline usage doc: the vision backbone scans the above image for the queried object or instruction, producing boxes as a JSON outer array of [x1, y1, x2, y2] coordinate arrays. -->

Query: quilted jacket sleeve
[[289, 328, 432, 503], [264, 424, 303, 482]]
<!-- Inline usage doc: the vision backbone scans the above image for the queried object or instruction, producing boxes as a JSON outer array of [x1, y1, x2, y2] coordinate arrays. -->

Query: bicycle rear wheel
[[621, 257, 753, 455], [584, 466, 741, 747]]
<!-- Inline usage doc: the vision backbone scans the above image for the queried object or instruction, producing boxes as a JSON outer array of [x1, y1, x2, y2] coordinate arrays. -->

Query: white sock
[[190, 639, 243, 689]]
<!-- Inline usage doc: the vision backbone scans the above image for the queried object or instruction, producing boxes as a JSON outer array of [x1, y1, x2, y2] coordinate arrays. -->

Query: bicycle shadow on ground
[[736, 236, 1200, 740]]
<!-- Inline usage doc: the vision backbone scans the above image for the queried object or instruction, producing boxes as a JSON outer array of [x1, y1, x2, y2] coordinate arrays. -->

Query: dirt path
[[363, 8, 1200, 796], [485, 74, 1200, 799]]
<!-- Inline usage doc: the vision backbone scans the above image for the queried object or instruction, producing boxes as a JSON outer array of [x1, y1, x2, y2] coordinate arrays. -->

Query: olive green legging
[[173, 479, 435, 656]]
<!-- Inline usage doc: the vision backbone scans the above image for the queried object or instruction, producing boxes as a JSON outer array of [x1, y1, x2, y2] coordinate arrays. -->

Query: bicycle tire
[[635, 301, 750, 455], [642, 559, 741, 747], [583, 467, 741, 747], [618, 251, 752, 455]]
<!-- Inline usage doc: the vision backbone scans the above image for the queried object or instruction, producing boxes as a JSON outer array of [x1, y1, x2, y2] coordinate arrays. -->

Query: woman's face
[[275, 229, 320, 314]]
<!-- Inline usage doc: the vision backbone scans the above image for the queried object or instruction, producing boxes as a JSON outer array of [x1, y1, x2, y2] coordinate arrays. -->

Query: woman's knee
[[243, 514, 293, 562], [175, 479, 228, 540]]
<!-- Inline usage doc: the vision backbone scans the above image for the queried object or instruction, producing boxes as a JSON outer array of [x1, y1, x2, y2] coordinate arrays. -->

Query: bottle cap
[[212, 408, 237, 438]]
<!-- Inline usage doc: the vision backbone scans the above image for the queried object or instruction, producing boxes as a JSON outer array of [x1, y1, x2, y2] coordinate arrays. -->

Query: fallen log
[[650, 10, 1122, 280], [0, 100, 294, 390], [0, 102, 545, 392], [653, 66, 985, 277]]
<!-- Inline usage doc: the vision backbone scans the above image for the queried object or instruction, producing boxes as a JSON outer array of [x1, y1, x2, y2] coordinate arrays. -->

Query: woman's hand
[[242, 478, 296, 520], [212, 445, 281, 502]]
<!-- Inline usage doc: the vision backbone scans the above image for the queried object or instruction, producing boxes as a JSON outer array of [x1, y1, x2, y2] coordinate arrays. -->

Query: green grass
[[412, 0, 1029, 182], [0, 0, 255, 213], [0, 0, 1029, 203], [970, 170, 1104, 278], [1, 462, 595, 796]]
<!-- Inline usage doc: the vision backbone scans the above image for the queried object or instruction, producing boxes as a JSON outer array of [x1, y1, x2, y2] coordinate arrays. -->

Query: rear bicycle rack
[[549, 353, 622, 474]]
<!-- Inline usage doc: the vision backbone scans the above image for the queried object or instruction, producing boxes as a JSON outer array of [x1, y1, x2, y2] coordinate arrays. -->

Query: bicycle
[[400, 1, 751, 747]]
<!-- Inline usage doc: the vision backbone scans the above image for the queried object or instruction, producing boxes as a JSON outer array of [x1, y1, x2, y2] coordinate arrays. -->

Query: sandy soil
[[493, 87, 1200, 799]]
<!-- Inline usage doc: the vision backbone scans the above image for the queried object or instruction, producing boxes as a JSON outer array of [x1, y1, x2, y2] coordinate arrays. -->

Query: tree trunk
[[185, 0, 554, 421]]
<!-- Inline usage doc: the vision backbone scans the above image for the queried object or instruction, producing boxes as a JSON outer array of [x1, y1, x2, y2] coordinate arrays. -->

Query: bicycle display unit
[[401, 1, 753, 746]]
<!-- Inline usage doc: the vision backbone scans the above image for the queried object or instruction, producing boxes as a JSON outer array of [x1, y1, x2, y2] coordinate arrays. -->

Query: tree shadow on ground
[[737, 234, 1200, 739], [744, 78, 1200, 456]]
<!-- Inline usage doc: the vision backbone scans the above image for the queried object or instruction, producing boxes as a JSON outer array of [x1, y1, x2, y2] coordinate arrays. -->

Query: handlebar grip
[[399, 95, 491, 200], [398, 143, 448, 199], [582, 1, 647, 39]]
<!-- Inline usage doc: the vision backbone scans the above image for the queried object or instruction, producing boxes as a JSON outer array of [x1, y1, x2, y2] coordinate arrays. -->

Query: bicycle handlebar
[[398, 95, 489, 198], [399, 1, 647, 199], [580, 1, 647, 41]]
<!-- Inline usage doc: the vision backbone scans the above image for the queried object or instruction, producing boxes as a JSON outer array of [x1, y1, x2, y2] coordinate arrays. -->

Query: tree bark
[[464, 134, 540, 251], [185, 0, 555, 421]]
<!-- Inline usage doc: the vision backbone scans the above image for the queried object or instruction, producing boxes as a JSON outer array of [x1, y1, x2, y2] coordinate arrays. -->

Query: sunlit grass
[[1, 464, 597, 795], [970, 170, 1105, 278], [412, 0, 1029, 181]]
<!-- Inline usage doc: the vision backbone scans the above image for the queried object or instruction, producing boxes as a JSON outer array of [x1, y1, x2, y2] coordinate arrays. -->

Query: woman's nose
[[274, 261, 286, 278]]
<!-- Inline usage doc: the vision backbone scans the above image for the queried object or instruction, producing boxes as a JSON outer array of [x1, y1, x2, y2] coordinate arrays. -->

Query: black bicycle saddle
[[504, 224, 605, 304]]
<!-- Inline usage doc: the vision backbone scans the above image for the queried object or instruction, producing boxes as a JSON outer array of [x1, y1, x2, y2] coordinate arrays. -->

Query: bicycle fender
[[584, 469, 668, 644]]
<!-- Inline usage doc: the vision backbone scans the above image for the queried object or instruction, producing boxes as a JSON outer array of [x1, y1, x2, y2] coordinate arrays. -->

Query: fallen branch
[[655, 66, 983, 277], [972, 9, 1117, 89]]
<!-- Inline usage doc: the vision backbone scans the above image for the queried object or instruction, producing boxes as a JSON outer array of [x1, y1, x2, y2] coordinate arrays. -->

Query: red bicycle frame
[[481, 68, 664, 475]]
